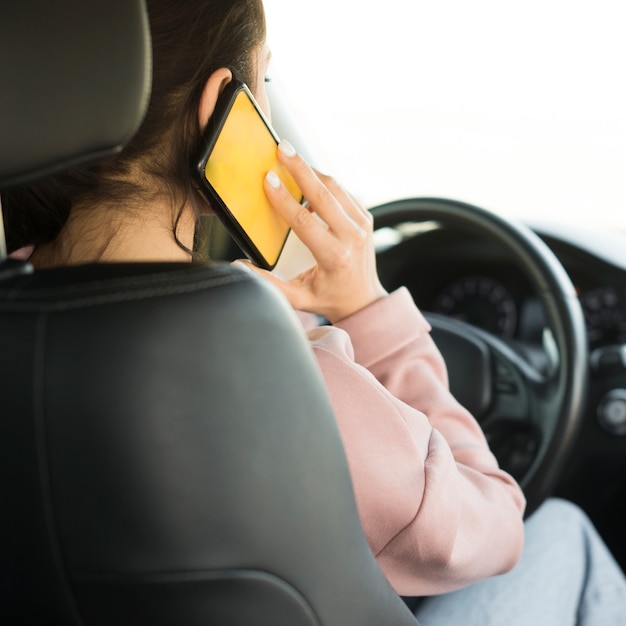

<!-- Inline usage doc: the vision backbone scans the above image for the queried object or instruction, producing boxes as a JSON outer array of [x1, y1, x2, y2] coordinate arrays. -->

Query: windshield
[[264, 0, 626, 231]]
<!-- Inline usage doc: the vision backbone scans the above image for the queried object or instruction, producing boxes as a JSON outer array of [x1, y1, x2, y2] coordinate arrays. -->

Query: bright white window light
[[263, 0, 626, 230]]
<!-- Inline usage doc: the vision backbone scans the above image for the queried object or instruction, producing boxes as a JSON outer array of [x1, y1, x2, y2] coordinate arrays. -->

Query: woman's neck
[[31, 198, 195, 269]]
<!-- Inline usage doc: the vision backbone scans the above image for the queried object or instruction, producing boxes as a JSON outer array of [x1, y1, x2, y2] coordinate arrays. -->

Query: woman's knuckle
[[313, 184, 333, 207], [328, 241, 352, 267], [348, 224, 368, 248], [292, 205, 312, 228]]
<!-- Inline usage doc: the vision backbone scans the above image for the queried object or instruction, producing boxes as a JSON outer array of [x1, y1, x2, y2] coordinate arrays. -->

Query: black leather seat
[[0, 1, 419, 624]]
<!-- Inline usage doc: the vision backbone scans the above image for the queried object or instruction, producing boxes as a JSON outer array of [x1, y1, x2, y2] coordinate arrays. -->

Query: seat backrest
[[0, 262, 417, 625], [0, 1, 418, 624]]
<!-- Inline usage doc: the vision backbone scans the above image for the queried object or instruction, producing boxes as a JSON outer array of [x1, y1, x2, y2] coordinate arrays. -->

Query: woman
[[3, 1, 625, 622]]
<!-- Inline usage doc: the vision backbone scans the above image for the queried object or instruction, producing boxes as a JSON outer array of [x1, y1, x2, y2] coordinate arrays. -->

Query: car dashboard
[[375, 220, 626, 352]]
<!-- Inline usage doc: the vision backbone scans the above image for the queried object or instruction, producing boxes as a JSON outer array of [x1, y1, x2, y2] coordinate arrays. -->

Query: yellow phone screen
[[203, 88, 301, 269]]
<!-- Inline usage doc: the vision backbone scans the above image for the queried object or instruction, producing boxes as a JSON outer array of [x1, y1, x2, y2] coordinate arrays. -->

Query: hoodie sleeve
[[307, 287, 525, 596]]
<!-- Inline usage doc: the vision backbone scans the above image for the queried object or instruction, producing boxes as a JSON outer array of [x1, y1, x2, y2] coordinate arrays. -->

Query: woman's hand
[[241, 139, 387, 324]]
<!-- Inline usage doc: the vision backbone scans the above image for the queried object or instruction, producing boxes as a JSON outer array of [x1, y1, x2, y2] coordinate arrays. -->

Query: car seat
[[0, 1, 419, 624]]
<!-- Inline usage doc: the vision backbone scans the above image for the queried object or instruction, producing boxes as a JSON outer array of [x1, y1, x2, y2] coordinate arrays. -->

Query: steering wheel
[[371, 197, 588, 516]]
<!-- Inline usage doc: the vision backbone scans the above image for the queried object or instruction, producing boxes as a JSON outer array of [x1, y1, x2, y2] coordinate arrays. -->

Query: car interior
[[2, 0, 626, 624]]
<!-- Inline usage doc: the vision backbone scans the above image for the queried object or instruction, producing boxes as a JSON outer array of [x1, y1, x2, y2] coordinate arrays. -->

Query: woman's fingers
[[316, 170, 373, 232], [266, 140, 375, 273], [264, 169, 338, 268], [274, 141, 365, 239], [232, 258, 319, 314], [260, 139, 387, 322]]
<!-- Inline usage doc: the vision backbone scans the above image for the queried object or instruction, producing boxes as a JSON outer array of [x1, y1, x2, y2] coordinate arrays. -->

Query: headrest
[[0, 0, 151, 189]]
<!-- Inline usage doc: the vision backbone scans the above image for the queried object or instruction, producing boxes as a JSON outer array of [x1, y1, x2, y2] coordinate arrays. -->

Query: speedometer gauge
[[434, 275, 517, 338]]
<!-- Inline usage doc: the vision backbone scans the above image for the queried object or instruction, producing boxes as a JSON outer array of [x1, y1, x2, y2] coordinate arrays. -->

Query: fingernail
[[265, 170, 281, 189], [278, 139, 297, 157]]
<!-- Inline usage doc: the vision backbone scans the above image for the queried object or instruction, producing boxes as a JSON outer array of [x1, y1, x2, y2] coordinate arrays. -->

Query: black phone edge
[[193, 80, 287, 270]]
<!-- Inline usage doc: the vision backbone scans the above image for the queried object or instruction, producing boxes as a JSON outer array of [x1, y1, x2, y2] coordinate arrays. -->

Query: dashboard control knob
[[597, 389, 626, 435], [590, 344, 626, 372]]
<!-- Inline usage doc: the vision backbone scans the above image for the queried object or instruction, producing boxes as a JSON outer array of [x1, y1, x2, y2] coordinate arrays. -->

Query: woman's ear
[[197, 67, 233, 131]]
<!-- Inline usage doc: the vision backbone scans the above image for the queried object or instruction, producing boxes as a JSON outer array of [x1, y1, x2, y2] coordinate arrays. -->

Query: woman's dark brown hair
[[2, 0, 266, 256]]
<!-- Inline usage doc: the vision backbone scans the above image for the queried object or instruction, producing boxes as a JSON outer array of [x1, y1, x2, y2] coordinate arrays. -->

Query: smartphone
[[195, 80, 302, 270]]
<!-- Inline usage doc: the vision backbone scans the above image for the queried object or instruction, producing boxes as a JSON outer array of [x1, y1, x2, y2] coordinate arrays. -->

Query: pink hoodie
[[306, 287, 526, 597]]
